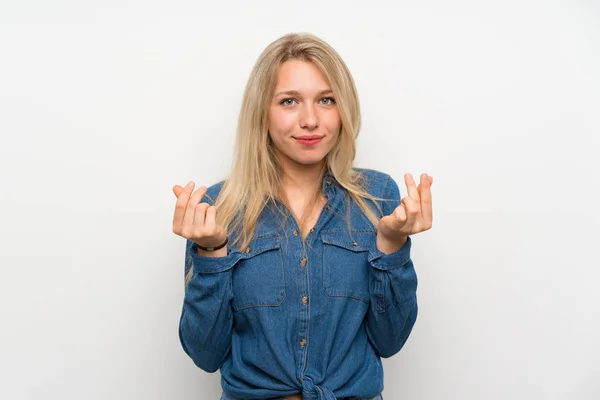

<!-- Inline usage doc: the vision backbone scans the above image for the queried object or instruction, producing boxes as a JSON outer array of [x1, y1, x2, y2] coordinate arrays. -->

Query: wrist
[[376, 234, 408, 255], [196, 236, 228, 251], [196, 244, 228, 258]]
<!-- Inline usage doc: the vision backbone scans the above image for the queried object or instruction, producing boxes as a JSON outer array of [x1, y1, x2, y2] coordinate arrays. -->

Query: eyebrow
[[274, 89, 334, 97]]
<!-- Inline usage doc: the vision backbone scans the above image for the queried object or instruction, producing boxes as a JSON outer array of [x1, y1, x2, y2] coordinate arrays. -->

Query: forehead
[[274, 60, 330, 90]]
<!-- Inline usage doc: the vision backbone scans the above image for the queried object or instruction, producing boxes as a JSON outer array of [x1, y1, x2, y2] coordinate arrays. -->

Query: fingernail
[[187, 181, 194, 187]]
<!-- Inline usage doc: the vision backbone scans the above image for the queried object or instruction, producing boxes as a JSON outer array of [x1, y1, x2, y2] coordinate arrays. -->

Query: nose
[[299, 103, 319, 131]]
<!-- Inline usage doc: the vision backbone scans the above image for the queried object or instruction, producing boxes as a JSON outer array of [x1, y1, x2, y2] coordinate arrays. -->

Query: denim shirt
[[179, 168, 418, 400]]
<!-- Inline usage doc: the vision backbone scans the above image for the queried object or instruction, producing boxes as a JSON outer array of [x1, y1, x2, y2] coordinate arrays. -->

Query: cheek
[[326, 111, 342, 130], [268, 109, 294, 133]]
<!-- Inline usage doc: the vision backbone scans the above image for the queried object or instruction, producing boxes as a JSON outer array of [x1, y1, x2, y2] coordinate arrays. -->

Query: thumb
[[172, 185, 184, 197]]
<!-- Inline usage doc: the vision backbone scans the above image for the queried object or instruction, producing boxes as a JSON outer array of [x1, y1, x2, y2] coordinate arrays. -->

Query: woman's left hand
[[377, 173, 434, 243]]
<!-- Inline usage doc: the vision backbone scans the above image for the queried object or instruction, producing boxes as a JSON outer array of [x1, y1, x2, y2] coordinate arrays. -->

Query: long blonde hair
[[185, 33, 385, 288]]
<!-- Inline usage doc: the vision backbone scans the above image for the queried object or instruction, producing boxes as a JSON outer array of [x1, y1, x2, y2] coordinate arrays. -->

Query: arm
[[365, 175, 419, 358], [179, 239, 239, 372]]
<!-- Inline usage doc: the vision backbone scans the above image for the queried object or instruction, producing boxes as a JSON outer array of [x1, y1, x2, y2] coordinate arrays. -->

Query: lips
[[295, 135, 323, 140], [294, 135, 324, 145]]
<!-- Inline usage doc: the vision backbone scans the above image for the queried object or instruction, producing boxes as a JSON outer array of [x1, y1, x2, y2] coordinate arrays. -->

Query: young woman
[[172, 33, 434, 400]]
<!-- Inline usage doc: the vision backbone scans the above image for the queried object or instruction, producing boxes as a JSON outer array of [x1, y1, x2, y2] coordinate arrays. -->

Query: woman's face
[[268, 60, 341, 170]]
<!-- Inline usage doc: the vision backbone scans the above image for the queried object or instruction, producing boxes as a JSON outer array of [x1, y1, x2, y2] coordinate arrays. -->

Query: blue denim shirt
[[179, 168, 418, 400]]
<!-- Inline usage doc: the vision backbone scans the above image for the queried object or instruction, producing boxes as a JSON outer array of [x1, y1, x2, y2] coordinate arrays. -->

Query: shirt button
[[245, 247, 251, 253], [310, 228, 315, 233], [326, 204, 331, 211], [352, 241, 358, 246], [300, 257, 307, 266], [300, 339, 307, 347], [293, 230, 298, 236], [302, 296, 308, 304], [326, 180, 331, 185]]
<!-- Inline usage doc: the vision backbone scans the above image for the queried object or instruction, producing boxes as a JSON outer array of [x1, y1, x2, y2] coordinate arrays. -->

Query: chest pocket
[[321, 230, 375, 304], [231, 235, 285, 311]]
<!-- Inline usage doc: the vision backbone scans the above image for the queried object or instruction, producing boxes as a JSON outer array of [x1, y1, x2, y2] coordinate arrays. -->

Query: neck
[[280, 161, 327, 195]]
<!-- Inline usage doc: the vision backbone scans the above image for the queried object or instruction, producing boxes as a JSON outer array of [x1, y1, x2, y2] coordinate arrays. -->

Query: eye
[[320, 97, 336, 105], [280, 98, 296, 106]]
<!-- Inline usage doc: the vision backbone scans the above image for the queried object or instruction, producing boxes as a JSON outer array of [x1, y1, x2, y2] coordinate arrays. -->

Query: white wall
[[1, 1, 599, 399]]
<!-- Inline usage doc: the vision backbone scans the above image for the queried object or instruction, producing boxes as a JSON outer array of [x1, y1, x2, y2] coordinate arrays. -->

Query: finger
[[203, 205, 218, 231], [419, 173, 433, 224], [173, 182, 195, 232], [401, 195, 420, 231], [192, 203, 210, 235], [183, 186, 207, 234], [392, 203, 407, 223], [404, 173, 420, 203]]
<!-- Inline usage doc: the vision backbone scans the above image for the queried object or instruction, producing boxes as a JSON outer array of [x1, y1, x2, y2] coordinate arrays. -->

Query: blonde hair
[[185, 32, 385, 288]]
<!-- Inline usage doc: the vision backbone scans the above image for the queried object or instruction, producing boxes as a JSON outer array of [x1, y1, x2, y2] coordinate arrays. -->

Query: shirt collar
[[322, 170, 337, 197]]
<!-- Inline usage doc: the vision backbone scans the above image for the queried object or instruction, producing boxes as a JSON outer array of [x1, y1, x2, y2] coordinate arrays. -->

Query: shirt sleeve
[[178, 194, 240, 372], [365, 174, 419, 358]]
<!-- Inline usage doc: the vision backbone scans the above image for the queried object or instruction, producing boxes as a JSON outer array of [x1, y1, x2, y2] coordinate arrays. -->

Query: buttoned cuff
[[368, 236, 412, 271]]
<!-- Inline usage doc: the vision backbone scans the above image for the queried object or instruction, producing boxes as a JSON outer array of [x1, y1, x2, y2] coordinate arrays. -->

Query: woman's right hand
[[172, 182, 227, 249]]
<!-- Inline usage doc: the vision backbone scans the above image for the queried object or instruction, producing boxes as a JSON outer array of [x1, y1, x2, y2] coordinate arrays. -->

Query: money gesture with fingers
[[377, 173, 434, 242], [172, 182, 227, 249]]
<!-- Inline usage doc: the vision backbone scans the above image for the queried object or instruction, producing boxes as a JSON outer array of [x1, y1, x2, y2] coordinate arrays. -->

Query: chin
[[291, 155, 327, 166], [275, 144, 331, 168]]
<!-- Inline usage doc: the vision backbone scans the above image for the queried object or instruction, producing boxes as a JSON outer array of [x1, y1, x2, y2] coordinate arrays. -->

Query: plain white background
[[1, 1, 599, 399]]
